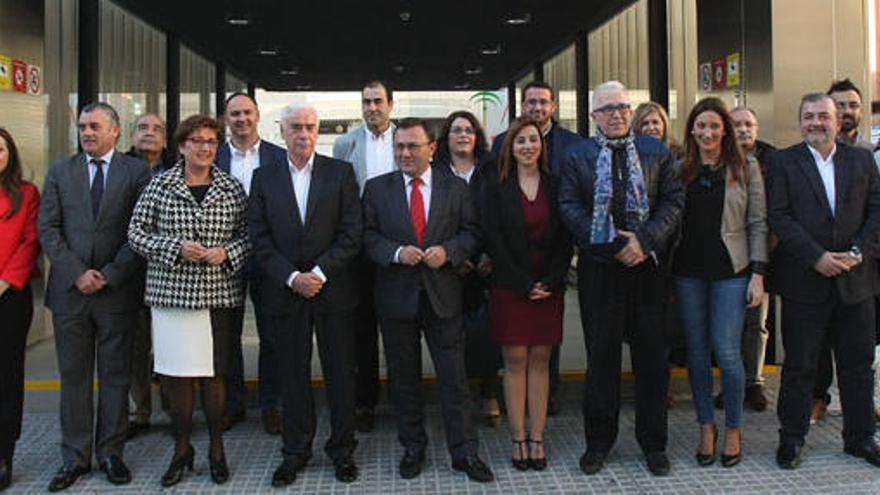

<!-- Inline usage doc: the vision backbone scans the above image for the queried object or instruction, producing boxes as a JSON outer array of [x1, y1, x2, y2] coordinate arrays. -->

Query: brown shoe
[[810, 399, 827, 424], [262, 410, 282, 435]]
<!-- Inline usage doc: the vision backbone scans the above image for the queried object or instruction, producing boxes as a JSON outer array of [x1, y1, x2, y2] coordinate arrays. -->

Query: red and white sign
[[711, 57, 726, 90], [27, 64, 41, 95], [11, 59, 26, 93]]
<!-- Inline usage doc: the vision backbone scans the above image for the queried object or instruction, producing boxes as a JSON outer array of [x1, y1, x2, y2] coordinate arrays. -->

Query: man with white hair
[[559, 81, 684, 476], [249, 103, 363, 485]]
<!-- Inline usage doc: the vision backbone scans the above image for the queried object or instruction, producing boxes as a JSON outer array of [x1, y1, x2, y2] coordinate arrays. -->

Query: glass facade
[[544, 43, 578, 131], [180, 44, 215, 120]]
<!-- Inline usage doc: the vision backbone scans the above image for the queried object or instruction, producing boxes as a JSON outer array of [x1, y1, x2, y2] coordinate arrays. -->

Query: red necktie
[[409, 176, 425, 246]]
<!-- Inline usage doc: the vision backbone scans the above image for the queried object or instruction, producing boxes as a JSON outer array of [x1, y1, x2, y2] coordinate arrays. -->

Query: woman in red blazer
[[0, 127, 40, 491]]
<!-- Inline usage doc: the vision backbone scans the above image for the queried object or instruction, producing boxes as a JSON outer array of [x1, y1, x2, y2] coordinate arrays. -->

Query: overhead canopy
[[112, 0, 634, 91]]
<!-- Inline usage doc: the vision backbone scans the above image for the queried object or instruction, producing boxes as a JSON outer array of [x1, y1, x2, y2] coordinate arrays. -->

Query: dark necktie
[[409, 177, 425, 246], [91, 158, 104, 218]]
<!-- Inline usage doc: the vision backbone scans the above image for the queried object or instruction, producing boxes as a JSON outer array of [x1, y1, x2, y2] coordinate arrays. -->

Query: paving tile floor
[[6, 374, 880, 494]]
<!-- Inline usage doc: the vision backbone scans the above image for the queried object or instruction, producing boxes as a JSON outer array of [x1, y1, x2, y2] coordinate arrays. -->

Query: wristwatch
[[849, 245, 863, 263]]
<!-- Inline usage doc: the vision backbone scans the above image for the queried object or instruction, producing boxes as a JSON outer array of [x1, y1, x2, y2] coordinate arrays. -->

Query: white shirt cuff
[[311, 265, 327, 282], [393, 246, 403, 264], [286, 271, 300, 288]]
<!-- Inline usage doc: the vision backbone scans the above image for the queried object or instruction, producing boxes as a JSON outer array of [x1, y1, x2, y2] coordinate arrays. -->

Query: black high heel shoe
[[511, 439, 529, 471], [528, 439, 547, 471], [161, 445, 194, 487], [209, 454, 230, 484], [721, 429, 742, 468], [696, 425, 717, 467]]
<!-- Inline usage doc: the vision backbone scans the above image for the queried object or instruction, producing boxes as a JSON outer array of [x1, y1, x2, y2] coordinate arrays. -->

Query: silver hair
[[279, 102, 320, 130], [592, 80, 628, 108]]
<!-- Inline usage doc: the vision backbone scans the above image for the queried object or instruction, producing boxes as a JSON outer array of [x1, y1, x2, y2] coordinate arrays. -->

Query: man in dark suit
[[492, 80, 584, 414], [249, 104, 362, 485], [362, 118, 493, 483], [768, 92, 880, 470], [38, 102, 151, 491], [215, 92, 289, 433]]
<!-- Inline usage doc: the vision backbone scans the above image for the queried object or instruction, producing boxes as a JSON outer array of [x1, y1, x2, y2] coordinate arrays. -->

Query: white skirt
[[151, 307, 214, 377]]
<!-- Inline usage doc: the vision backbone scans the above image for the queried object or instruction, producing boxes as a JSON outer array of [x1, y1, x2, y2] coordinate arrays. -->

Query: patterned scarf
[[590, 130, 650, 244]]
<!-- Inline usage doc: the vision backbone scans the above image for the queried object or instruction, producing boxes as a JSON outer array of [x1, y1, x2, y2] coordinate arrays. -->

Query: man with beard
[[768, 93, 880, 469]]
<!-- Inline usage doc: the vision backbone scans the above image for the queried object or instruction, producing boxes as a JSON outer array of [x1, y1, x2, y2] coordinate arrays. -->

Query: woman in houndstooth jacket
[[128, 114, 250, 487]]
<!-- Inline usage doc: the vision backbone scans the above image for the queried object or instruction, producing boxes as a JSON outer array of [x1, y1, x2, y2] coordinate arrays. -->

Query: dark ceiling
[[112, 0, 634, 91]]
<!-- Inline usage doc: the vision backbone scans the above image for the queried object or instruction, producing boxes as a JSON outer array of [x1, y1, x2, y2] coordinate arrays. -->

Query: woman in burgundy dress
[[483, 117, 572, 471]]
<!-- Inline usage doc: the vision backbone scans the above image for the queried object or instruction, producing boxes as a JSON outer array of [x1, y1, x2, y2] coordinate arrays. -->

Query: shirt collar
[[405, 166, 432, 187], [87, 149, 115, 165], [365, 124, 393, 141], [807, 143, 837, 164], [229, 138, 261, 156], [288, 153, 315, 174]]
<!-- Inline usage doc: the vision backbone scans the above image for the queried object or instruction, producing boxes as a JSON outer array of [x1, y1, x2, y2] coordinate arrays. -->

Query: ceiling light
[[464, 66, 483, 75], [258, 47, 279, 56], [399, 11, 412, 22], [294, 84, 312, 90], [226, 15, 251, 26], [454, 82, 471, 90], [481, 44, 501, 56], [280, 68, 299, 76], [505, 13, 531, 25], [394, 64, 405, 73]]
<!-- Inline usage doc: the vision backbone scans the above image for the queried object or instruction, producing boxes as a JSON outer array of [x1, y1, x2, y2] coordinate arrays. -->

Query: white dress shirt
[[86, 149, 115, 188], [393, 167, 433, 263], [364, 125, 395, 180], [807, 143, 837, 216], [285, 154, 327, 288], [228, 139, 261, 195]]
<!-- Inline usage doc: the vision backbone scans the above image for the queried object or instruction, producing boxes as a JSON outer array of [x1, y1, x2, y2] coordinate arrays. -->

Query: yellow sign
[[0, 56, 10, 90], [726, 53, 741, 88]]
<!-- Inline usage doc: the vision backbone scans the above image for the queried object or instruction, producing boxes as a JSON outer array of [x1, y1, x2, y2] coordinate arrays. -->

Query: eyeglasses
[[524, 98, 553, 107], [450, 126, 475, 136], [187, 138, 219, 148], [394, 142, 431, 152], [593, 103, 631, 115]]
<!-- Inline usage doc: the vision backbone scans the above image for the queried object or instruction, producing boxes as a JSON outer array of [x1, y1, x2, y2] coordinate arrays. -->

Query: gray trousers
[[742, 294, 770, 387], [128, 307, 152, 424], [53, 306, 133, 466]]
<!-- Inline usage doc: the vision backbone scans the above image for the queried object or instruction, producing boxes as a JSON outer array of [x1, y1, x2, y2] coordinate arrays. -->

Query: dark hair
[[173, 114, 224, 150], [364, 80, 393, 102], [798, 92, 835, 120], [682, 97, 746, 185], [435, 111, 488, 163], [522, 81, 555, 102], [497, 117, 547, 181], [394, 117, 434, 142], [80, 102, 120, 129], [223, 92, 258, 112], [827, 78, 861, 98], [0, 127, 25, 219]]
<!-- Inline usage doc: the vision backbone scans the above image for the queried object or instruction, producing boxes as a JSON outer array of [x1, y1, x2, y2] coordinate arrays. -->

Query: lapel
[[95, 151, 126, 225], [833, 145, 850, 216], [390, 172, 418, 246], [167, 166, 199, 206], [273, 162, 303, 231], [216, 143, 231, 174], [549, 124, 562, 175], [72, 154, 93, 223], [794, 143, 834, 219], [303, 155, 325, 231], [423, 169, 447, 246], [503, 174, 527, 236]]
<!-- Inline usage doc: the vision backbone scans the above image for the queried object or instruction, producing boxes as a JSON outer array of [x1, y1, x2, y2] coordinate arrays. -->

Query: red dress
[[490, 181, 564, 346]]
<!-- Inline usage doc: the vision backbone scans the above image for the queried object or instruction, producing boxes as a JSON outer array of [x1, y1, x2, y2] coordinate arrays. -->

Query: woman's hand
[[528, 282, 552, 301], [747, 273, 765, 308], [180, 240, 207, 262], [202, 247, 228, 266]]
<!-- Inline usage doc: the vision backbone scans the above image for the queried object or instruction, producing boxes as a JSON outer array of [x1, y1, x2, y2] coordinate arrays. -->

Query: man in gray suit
[[332, 80, 396, 432], [38, 102, 151, 492]]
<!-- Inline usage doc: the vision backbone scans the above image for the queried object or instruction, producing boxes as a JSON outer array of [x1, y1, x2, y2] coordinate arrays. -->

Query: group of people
[[1, 75, 879, 492]]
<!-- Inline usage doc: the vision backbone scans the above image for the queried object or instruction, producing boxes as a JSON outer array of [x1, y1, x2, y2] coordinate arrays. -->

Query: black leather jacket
[[558, 134, 684, 265]]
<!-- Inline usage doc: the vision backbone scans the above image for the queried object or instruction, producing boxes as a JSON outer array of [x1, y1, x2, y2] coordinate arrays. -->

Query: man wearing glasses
[[558, 81, 684, 477], [362, 118, 494, 483], [492, 80, 584, 415]]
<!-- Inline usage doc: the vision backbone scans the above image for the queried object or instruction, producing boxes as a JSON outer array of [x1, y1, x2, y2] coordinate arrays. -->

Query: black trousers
[[463, 301, 500, 400], [381, 293, 478, 461], [354, 256, 380, 411], [0, 285, 32, 462], [578, 260, 669, 454], [273, 305, 357, 462], [778, 294, 875, 448]]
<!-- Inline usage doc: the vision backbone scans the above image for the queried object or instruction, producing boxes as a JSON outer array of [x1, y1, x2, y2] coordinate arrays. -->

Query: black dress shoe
[[48, 463, 90, 492], [161, 445, 194, 487], [222, 408, 247, 432], [776, 442, 802, 470], [99, 455, 131, 485], [451, 455, 494, 483], [645, 451, 670, 476], [334, 457, 359, 483], [844, 440, 880, 467], [547, 393, 561, 416], [0, 459, 10, 491], [127, 421, 150, 440], [209, 455, 230, 484], [354, 408, 375, 433], [696, 425, 717, 467], [579, 451, 606, 475], [714, 393, 724, 410], [745, 385, 768, 412], [271, 455, 310, 487], [398, 451, 425, 479]]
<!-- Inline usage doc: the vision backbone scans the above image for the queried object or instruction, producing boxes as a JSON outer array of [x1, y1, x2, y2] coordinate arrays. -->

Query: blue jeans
[[675, 276, 748, 427]]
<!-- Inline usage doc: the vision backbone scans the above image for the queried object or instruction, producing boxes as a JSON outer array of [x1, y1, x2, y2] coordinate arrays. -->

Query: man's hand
[[814, 251, 852, 277], [747, 274, 765, 308], [181, 240, 208, 263], [202, 247, 228, 266], [476, 253, 493, 276], [614, 230, 646, 267], [528, 282, 551, 301], [458, 259, 475, 276], [423, 246, 448, 269], [292, 272, 324, 298], [399, 246, 425, 266], [75, 269, 106, 295]]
